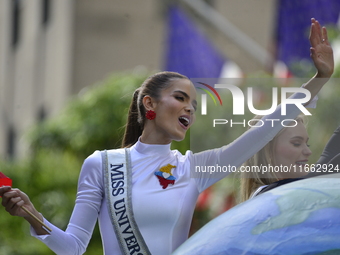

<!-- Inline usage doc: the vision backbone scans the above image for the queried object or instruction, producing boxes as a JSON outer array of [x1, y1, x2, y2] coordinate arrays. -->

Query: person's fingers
[[6, 196, 22, 212], [0, 186, 11, 197], [309, 24, 319, 46], [322, 27, 330, 45], [309, 19, 323, 46], [310, 47, 316, 60], [1, 190, 28, 216], [16, 199, 25, 207], [309, 18, 316, 37], [1, 189, 20, 206], [314, 19, 322, 38]]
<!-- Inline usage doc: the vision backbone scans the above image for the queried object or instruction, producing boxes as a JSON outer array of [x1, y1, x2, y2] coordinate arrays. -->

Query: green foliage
[[0, 151, 82, 254], [29, 73, 149, 159], [0, 71, 192, 254], [0, 72, 151, 254]]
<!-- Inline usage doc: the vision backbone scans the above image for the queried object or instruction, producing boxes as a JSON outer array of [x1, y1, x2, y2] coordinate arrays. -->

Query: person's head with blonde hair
[[240, 115, 310, 201]]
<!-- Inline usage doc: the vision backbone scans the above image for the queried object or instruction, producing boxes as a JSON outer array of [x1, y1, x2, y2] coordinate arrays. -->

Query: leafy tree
[[0, 72, 157, 254]]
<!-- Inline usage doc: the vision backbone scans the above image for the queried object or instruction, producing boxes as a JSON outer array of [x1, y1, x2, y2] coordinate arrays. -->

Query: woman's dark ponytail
[[121, 88, 143, 147]]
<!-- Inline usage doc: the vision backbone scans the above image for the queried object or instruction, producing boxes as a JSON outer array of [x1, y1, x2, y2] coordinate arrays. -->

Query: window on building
[[37, 105, 47, 122], [6, 125, 16, 159], [11, 0, 21, 48], [42, 0, 51, 26]]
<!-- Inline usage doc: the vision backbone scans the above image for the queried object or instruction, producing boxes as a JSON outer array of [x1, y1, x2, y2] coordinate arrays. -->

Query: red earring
[[146, 110, 156, 120]]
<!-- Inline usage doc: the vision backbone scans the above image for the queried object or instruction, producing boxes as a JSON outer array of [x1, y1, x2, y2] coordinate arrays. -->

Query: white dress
[[31, 92, 316, 255]]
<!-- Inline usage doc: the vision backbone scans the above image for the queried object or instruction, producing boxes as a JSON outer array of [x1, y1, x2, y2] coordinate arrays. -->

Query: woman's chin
[[172, 134, 186, 142], [173, 137, 185, 142]]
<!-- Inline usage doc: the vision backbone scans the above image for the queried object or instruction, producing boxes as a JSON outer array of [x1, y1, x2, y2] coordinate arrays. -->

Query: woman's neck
[[140, 130, 172, 145]]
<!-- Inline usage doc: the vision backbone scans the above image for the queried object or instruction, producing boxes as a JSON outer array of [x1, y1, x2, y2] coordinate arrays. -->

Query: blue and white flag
[[164, 6, 241, 78], [275, 0, 340, 76]]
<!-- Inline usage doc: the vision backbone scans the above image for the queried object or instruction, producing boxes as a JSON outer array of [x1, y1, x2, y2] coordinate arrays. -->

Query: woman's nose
[[303, 146, 312, 157], [185, 104, 195, 115]]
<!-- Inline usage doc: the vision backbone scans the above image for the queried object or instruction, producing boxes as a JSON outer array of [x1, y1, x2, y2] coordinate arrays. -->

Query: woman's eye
[[176, 96, 184, 101], [293, 143, 301, 147]]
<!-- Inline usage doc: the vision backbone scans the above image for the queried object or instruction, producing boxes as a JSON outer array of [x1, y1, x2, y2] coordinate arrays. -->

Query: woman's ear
[[142, 95, 157, 111]]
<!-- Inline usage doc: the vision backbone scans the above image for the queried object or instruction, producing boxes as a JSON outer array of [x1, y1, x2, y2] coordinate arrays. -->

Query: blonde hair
[[240, 115, 306, 202]]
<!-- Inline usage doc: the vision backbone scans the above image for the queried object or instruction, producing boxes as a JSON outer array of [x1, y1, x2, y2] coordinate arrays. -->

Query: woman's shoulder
[[85, 150, 102, 161], [80, 150, 104, 174], [78, 150, 105, 193], [84, 148, 127, 167]]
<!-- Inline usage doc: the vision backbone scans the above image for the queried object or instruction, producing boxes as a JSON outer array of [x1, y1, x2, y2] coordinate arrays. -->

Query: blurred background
[[1, 0, 340, 254]]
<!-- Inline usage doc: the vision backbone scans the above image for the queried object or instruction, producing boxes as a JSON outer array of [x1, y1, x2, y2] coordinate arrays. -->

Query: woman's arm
[[192, 92, 312, 192], [304, 126, 340, 177], [303, 18, 334, 102], [0, 187, 50, 235], [192, 18, 334, 192], [0, 151, 103, 255], [316, 126, 340, 165]]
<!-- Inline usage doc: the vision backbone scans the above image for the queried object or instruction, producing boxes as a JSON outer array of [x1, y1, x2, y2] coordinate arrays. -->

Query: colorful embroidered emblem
[[154, 164, 176, 189]]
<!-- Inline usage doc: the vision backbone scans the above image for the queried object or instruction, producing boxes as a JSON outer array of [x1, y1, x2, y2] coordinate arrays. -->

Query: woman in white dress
[[0, 18, 334, 255]]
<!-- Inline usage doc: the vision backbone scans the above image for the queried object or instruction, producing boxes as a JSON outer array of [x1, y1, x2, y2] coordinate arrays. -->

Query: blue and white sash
[[102, 148, 151, 255]]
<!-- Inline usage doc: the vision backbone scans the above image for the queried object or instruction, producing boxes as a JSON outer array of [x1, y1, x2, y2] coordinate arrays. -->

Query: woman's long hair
[[121, 71, 188, 147], [240, 115, 306, 202]]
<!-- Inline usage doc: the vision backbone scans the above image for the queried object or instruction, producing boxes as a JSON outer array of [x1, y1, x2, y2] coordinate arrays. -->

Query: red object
[[0, 172, 12, 187], [196, 188, 212, 210], [145, 110, 156, 120], [155, 175, 175, 189]]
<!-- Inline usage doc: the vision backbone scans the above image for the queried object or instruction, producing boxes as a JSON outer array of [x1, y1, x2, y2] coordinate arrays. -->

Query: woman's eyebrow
[[290, 136, 309, 141], [291, 136, 303, 139], [174, 90, 197, 107]]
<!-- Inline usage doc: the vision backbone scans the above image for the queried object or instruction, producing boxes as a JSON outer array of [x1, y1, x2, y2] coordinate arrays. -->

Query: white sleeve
[[191, 91, 317, 193], [30, 151, 103, 255]]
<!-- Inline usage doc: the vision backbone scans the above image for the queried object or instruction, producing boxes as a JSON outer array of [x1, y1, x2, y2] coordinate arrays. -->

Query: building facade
[[0, 0, 74, 159], [0, 0, 275, 159]]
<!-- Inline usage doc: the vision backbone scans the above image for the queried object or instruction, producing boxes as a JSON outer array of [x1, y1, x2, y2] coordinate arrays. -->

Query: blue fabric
[[164, 6, 225, 78], [276, 0, 340, 74]]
